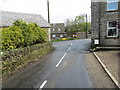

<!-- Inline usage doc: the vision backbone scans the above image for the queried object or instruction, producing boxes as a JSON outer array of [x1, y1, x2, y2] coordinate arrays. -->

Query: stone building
[[50, 23, 66, 39], [91, 0, 120, 48], [0, 11, 51, 41]]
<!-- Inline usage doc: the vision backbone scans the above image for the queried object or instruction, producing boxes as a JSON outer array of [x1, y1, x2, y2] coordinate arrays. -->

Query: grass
[[52, 38, 81, 42]]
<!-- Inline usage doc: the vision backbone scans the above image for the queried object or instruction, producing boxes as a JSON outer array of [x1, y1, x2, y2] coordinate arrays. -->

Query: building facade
[[0, 11, 51, 41], [50, 23, 66, 39], [91, 0, 120, 48]]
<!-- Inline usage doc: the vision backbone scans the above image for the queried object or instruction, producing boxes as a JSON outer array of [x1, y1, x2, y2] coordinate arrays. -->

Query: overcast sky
[[1, 0, 91, 23]]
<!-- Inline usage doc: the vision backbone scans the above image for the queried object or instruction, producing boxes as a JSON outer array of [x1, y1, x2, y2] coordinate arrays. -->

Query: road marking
[[56, 53, 67, 67], [68, 46, 71, 51], [39, 80, 47, 89], [68, 43, 72, 51]]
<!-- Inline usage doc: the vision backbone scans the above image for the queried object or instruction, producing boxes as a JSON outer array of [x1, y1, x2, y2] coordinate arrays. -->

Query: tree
[[65, 14, 91, 34], [74, 15, 85, 25]]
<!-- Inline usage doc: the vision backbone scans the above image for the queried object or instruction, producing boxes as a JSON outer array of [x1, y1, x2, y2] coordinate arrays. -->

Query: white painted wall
[[48, 28, 51, 42]]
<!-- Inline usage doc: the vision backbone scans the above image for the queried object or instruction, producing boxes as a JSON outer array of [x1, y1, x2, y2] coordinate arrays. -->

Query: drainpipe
[[98, 1, 101, 46], [118, 0, 120, 45]]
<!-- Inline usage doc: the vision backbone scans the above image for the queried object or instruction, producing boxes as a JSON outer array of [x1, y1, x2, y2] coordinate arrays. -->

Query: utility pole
[[47, 0, 50, 23], [47, 0, 51, 41], [86, 14, 88, 38]]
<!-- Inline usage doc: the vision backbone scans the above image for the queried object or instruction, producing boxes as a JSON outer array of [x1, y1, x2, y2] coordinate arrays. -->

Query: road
[[44, 39, 92, 88], [3, 39, 92, 88]]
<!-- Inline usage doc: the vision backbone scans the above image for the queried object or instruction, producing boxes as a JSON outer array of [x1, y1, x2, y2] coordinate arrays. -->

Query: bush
[[2, 19, 48, 51]]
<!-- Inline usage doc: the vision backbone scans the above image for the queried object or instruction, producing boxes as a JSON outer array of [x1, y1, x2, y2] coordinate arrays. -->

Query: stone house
[[0, 11, 51, 41], [50, 23, 66, 39], [91, 0, 120, 48]]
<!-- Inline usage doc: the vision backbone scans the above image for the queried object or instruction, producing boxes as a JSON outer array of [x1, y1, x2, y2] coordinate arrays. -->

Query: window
[[60, 34, 63, 38], [58, 28, 61, 31], [107, 0, 118, 11], [52, 34, 56, 38], [52, 28, 55, 31], [107, 21, 118, 37]]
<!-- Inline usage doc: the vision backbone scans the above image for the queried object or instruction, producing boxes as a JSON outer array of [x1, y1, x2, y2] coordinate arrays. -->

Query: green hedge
[[2, 42, 54, 77], [2, 19, 48, 51]]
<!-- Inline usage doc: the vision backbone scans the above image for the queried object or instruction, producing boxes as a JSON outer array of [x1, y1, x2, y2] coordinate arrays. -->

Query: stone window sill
[[105, 36, 119, 39]]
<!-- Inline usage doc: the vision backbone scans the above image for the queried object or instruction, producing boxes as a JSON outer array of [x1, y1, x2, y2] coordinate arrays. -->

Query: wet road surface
[[3, 39, 92, 88]]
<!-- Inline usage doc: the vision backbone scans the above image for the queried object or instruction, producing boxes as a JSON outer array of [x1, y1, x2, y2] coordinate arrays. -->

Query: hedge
[[1, 19, 48, 51], [1, 42, 54, 77]]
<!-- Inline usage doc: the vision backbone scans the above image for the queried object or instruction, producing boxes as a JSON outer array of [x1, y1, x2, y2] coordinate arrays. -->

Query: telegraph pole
[[86, 14, 88, 38], [47, 0, 51, 41], [47, 0, 50, 23]]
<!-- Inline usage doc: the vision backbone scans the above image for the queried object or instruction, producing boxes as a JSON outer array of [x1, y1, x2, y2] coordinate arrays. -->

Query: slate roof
[[0, 11, 50, 28]]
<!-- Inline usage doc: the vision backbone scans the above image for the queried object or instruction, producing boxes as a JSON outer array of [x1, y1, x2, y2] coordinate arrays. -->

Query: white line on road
[[68, 43, 72, 51], [56, 53, 67, 67], [68, 46, 71, 51], [39, 80, 47, 89]]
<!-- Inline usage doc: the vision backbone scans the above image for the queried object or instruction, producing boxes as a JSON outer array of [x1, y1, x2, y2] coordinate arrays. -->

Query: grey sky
[[1, 0, 91, 23]]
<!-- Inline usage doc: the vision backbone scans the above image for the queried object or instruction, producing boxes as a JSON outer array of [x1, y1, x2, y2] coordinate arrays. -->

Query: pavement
[[85, 53, 117, 88], [94, 50, 120, 87], [2, 39, 117, 89]]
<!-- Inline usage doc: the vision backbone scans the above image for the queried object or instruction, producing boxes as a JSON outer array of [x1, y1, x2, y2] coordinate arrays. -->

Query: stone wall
[[91, 2, 100, 48], [91, 2, 100, 39], [77, 32, 87, 39], [100, 2, 119, 45], [0, 28, 2, 51], [118, 0, 120, 45], [1, 42, 54, 77], [91, 1, 119, 46]]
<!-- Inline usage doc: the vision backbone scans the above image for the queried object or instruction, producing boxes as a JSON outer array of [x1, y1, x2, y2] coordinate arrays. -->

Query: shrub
[[2, 26, 23, 51], [2, 19, 48, 51]]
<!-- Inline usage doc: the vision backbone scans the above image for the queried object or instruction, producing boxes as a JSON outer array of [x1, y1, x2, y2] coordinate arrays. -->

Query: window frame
[[107, 0, 118, 11], [107, 21, 118, 37]]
